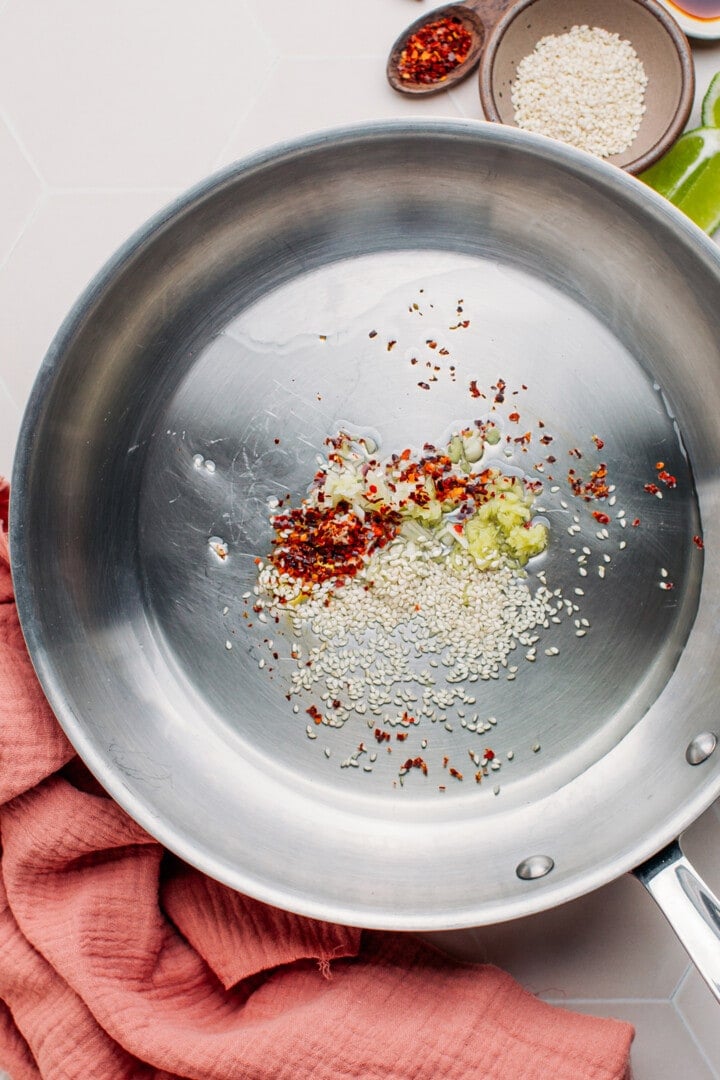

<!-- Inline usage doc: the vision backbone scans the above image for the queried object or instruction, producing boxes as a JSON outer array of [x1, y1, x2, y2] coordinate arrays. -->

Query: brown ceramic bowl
[[479, 0, 694, 173]]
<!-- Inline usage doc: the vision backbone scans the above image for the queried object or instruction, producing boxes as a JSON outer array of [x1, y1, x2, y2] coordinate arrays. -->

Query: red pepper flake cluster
[[646, 462, 677, 494], [306, 704, 323, 725], [399, 757, 428, 777], [693, 534, 704, 550], [567, 462, 610, 501], [270, 502, 400, 589], [397, 16, 473, 85]]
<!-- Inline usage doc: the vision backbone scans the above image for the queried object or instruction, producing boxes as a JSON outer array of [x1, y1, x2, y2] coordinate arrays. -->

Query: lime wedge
[[640, 126, 720, 235], [701, 71, 720, 128]]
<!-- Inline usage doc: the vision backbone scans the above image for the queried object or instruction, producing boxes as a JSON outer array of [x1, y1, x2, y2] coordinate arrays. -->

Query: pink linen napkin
[[0, 481, 634, 1079]]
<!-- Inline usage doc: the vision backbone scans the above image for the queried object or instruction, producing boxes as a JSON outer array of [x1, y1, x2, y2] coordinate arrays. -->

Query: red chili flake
[[655, 461, 665, 470], [493, 378, 506, 404], [401, 757, 428, 776], [484, 748, 495, 761], [657, 470, 677, 489], [373, 728, 391, 744], [592, 435, 604, 450], [693, 535, 704, 549], [442, 756, 449, 768], [396, 732, 408, 742], [418, 382, 430, 390], [592, 511, 610, 525], [474, 772, 483, 784], [644, 483, 660, 496], [397, 16, 473, 85], [274, 438, 280, 445], [306, 705, 323, 725], [508, 411, 520, 423], [546, 455, 556, 464], [513, 432, 532, 446], [539, 434, 553, 445], [438, 347, 449, 356], [387, 340, 396, 351], [568, 447, 583, 459], [368, 330, 377, 338], [410, 357, 418, 366], [426, 339, 438, 350], [632, 518, 641, 527], [449, 768, 464, 781], [469, 379, 482, 398]]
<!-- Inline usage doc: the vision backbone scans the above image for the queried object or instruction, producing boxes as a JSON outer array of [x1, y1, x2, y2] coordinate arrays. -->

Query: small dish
[[479, 0, 694, 173], [655, 0, 720, 39]]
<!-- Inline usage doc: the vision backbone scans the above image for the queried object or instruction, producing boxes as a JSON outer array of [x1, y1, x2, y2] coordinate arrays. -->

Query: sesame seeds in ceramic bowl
[[479, 0, 694, 173]]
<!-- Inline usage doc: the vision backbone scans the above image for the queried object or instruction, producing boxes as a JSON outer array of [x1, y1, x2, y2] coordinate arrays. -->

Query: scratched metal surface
[[11, 121, 720, 928]]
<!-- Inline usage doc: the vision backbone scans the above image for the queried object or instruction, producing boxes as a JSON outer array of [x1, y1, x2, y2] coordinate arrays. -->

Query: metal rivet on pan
[[516, 855, 554, 881], [686, 732, 718, 766]]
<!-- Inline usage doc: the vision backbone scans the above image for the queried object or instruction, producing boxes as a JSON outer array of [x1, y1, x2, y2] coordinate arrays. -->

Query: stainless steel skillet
[[10, 120, 720, 999]]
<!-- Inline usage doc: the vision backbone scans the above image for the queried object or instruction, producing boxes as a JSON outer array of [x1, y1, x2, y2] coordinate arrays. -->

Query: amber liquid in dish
[[671, 0, 720, 17]]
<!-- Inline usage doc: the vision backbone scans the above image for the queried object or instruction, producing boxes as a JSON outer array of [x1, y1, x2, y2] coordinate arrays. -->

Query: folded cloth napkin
[[0, 481, 634, 1080]]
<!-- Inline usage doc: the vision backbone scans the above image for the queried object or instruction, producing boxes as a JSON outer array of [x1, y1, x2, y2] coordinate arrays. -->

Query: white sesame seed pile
[[511, 25, 648, 158], [259, 537, 567, 733]]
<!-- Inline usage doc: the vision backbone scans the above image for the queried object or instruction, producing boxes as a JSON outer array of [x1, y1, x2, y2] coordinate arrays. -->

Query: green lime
[[701, 71, 720, 128], [640, 126, 720, 235]]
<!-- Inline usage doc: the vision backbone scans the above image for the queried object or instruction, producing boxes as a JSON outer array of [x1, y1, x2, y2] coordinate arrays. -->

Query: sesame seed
[[511, 25, 648, 158]]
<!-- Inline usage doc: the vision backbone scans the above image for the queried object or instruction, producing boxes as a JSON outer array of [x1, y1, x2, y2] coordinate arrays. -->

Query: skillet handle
[[634, 839, 720, 1003]]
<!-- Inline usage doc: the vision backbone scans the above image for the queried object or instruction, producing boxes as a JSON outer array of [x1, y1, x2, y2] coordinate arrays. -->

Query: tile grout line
[[0, 372, 22, 414], [211, 55, 283, 170], [48, 187, 183, 196], [670, 995, 720, 1080], [548, 991, 720, 1078], [544, 997, 675, 1006], [0, 188, 48, 276], [0, 107, 48, 187], [669, 960, 693, 1002]]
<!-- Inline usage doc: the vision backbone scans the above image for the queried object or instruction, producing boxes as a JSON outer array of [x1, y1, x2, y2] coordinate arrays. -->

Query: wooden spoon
[[387, 0, 516, 96]]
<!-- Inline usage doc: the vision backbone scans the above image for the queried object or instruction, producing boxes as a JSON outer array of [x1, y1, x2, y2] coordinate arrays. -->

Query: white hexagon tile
[[1, 4, 720, 1078]]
